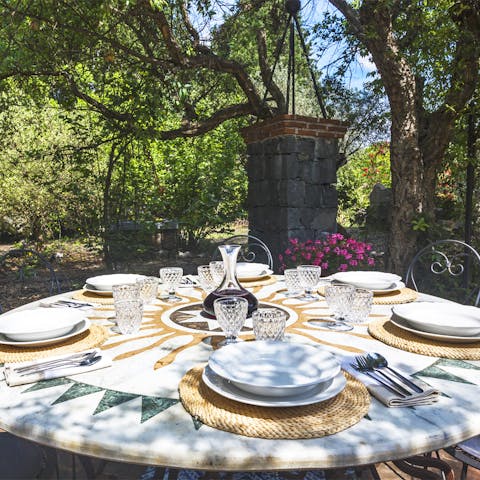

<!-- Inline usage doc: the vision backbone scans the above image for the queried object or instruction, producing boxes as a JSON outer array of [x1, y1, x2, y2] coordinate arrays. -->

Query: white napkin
[[343, 357, 440, 407], [4, 349, 112, 387]]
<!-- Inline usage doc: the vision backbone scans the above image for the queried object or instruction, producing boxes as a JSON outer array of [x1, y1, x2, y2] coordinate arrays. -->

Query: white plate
[[371, 281, 405, 294], [84, 285, 113, 297], [203, 366, 346, 407], [390, 315, 480, 344], [0, 319, 91, 347], [0, 308, 86, 341], [85, 274, 146, 292], [236, 263, 272, 281], [332, 271, 402, 291], [238, 269, 274, 282], [393, 303, 480, 337], [208, 341, 340, 397]]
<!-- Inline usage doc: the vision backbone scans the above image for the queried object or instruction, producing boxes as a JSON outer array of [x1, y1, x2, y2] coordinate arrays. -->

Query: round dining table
[[0, 278, 480, 474]]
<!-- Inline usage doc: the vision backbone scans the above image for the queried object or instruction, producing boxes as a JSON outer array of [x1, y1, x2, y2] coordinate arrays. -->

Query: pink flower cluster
[[279, 233, 375, 274]]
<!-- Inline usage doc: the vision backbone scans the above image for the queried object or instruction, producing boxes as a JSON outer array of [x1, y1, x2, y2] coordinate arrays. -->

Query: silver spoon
[[367, 352, 423, 393]]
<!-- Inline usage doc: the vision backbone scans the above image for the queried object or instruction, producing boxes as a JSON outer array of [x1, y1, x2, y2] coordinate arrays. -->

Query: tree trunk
[[387, 127, 423, 275], [328, 0, 480, 275]]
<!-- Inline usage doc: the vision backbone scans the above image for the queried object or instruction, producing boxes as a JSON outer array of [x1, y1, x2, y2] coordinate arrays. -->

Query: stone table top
[[0, 281, 480, 472]]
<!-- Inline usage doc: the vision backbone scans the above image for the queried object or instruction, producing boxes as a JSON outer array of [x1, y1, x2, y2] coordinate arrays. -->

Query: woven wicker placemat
[[179, 365, 370, 439], [318, 286, 418, 305], [368, 317, 480, 360], [240, 275, 278, 288], [72, 290, 114, 305], [0, 325, 109, 363]]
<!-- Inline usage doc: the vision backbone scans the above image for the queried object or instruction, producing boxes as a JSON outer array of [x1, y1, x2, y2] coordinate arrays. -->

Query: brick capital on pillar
[[241, 114, 348, 271], [240, 114, 348, 143]]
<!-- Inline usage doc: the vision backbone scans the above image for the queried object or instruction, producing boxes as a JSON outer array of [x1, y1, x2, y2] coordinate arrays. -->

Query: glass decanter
[[202, 244, 259, 318]]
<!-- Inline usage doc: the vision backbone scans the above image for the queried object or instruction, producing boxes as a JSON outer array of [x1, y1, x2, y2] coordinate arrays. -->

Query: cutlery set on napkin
[[3, 348, 112, 386], [40, 297, 97, 310], [346, 352, 440, 407]]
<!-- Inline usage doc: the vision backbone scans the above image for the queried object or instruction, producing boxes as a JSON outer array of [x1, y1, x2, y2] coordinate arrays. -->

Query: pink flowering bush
[[279, 233, 375, 274]]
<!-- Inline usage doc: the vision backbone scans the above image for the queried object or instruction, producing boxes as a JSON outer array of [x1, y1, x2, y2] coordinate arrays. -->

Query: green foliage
[[411, 216, 430, 232], [149, 120, 247, 246], [0, 89, 104, 241], [337, 142, 391, 226]]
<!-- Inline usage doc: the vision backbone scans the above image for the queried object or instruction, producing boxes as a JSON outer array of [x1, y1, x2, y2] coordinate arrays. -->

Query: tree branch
[[154, 8, 270, 118], [158, 103, 253, 139], [62, 73, 132, 123], [327, 0, 363, 37], [256, 29, 285, 113]]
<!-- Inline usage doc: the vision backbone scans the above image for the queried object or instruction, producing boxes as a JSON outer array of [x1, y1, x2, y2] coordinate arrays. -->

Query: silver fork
[[353, 356, 410, 397], [360, 355, 414, 396]]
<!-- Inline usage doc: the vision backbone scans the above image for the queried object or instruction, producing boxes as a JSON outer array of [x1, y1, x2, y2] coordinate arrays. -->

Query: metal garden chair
[[0, 245, 63, 312], [406, 239, 480, 478], [405, 239, 480, 306]]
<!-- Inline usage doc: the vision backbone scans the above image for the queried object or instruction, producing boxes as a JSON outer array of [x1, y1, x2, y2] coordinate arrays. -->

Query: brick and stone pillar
[[241, 114, 348, 270]]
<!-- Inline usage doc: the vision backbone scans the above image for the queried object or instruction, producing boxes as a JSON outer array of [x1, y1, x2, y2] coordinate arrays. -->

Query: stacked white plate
[[391, 303, 480, 343], [203, 341, 345, 407], [0, 308, 90, 347], [84, 274, 146, 296], [236, 262, 273, 281], [331, 271, 404, 293]]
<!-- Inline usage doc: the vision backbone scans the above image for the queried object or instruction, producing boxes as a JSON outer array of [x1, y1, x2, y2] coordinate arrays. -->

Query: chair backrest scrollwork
[[212, 235, 274, 271], [405, 239, 480, 306]]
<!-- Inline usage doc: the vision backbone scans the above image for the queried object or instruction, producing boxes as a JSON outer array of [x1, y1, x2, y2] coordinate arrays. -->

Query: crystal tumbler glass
[[213, 296, 248, 346], [283, 268, 303, 297], [323, 283, 355, 331], [159, 267, 183, 302], [112, 283, 140, 304], [197, 265, 216, 293], [346, 288, 373, 324], [297, 265, 322, 301], [209, 261, 225, 287], [136, 276, 159, 305], [252, 308, 287, 341], [115, 298, 143, 335]]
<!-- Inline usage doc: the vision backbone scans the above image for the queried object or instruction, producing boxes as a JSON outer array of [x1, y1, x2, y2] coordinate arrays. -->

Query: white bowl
[[393, 303, 480, 337], [0, 308, 86, 341], [85, 274, 146, 291], [332, 271, 402, 290], [208, 341, 340, 397]]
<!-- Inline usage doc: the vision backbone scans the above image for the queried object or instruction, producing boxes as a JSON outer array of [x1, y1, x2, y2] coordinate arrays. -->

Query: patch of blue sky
[[189, 0, 377, 90], [301, 0, 377, 90]]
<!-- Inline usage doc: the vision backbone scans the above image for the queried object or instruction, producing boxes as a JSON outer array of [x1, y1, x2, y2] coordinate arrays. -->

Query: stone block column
[[241, 114, 348, 270]]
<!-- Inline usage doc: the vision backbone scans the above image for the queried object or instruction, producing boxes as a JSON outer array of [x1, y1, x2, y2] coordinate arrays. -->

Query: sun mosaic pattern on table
[[16, 284, 480, 424]]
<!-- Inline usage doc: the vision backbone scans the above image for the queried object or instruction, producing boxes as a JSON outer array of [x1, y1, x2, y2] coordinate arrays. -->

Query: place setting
[[0, 306, 109, 376], [319, 271, 419, 304], [73, 273, 148, 304], [368, 301, 480, 360], [178, 296, 370, 440]]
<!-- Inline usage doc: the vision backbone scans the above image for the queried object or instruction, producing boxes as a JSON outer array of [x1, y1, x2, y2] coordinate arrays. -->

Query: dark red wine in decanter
[[202, 244, 258, 318]]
